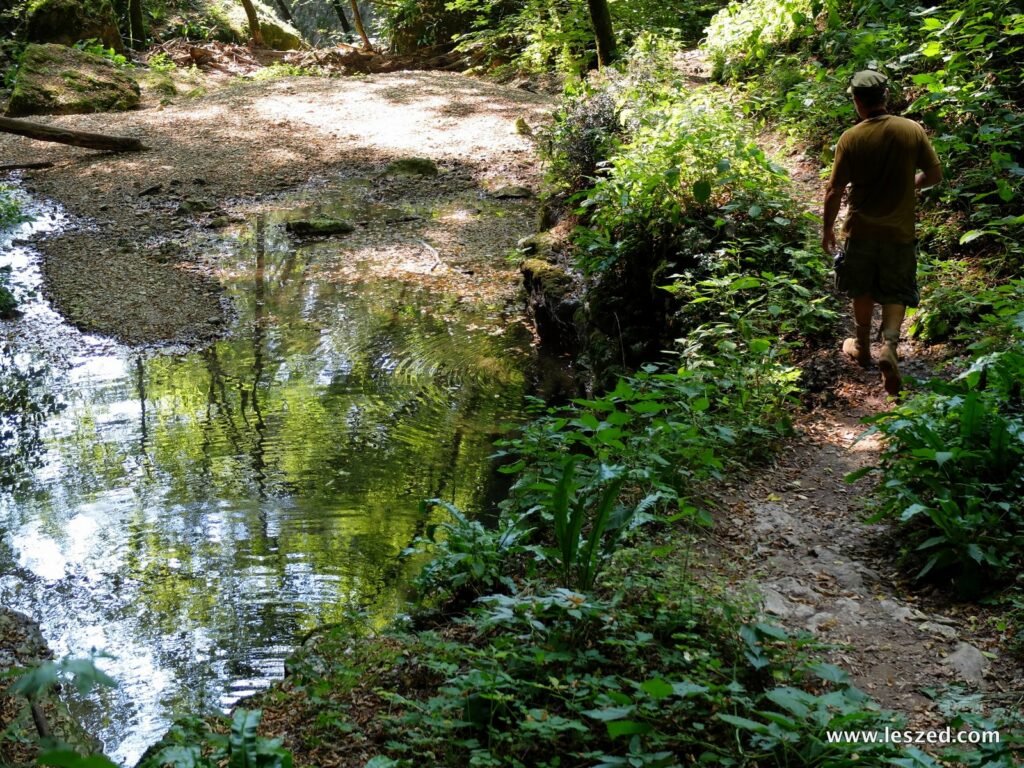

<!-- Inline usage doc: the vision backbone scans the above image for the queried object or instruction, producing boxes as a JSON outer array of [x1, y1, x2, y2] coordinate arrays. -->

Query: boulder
[[209, 0, 303, 50], [383, 157, 439, 177], [5, 43, 140, 117], [25, 0, 124, 51]]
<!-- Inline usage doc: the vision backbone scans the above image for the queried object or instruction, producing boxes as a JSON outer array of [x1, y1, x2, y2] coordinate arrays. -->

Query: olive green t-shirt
[[829, 114, 941, 244]]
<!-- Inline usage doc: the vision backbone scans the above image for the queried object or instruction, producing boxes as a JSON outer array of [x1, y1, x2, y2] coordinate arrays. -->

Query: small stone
[[941, 642, 988, 683], [919, 621, 959, 640], [175, 199, 215, 215], [761, 588, 794, 618], [491, 185, 533, 199], [383, 157, 439, 177]]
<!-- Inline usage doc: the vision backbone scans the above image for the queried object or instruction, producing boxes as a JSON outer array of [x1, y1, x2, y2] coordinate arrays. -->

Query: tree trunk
[[0, 117, 147, 152], [273, 0, 295, 24], [585, 0, 616, 66], [330, 0, 353, 35], [239, 0, 265, 46], [348, 0, 373, 51], [128, 0, 147, 49]]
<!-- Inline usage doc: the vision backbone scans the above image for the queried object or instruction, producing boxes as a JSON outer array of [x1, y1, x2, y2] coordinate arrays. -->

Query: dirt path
[[706, 137, 1024, 723], [0, 71, 552, 344]]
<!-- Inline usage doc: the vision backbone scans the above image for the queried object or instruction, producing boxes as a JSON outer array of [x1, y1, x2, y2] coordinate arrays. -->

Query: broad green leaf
[[692, 179, 712, 203], [718, 713, 771, 734], [639, 678, 674, 700], [606, 719, 652, 738], [671, 681, 709, 697], [583, 705, 634, 721]]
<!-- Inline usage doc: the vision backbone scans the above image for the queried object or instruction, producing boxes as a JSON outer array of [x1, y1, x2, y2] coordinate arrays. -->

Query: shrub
[[577, 89, 799, 276], [851, 347, 1024, 595]]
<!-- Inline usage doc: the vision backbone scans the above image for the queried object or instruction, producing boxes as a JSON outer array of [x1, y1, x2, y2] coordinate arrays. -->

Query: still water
[[0, 195, 531, 763]]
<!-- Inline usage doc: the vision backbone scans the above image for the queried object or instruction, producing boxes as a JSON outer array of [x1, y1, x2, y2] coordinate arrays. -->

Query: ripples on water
[[0, 197, 530, 764]]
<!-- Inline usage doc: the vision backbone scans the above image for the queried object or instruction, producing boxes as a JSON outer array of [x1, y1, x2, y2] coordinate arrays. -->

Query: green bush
[[852, 347, 1024, 595], [577, 89, 799, 276]]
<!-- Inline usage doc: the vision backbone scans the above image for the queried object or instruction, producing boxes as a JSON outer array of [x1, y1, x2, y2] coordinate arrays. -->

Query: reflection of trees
[[3, 219, 529, 725], [0, 346, 63, 493]]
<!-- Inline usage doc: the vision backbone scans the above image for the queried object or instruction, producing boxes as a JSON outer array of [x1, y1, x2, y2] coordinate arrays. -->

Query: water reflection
[[0, 206, 530, 764]]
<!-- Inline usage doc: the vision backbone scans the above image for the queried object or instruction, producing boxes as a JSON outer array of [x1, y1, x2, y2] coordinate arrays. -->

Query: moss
[[383, 157, 439, 177], [285, 218, 355, 236], [5, 43, 138, 116], [25, 0, 123, 50], [521, 258, 572, 297], [207, 0, 303, 50]]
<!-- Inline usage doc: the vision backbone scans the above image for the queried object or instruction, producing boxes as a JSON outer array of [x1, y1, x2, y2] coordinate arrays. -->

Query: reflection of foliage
[[0, 185, 28, 231], [0, 346, 63, 492]]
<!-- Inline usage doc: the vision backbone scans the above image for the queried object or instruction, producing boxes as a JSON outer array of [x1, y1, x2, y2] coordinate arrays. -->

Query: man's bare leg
[[878, 303, 906, 395], [842, 295, 874, 367]]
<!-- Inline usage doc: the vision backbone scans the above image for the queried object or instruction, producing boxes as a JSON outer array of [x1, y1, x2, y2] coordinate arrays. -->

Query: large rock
[[209, 0, 303, 50], [4, 43, 140, 117], [25, 0, 124, 51]]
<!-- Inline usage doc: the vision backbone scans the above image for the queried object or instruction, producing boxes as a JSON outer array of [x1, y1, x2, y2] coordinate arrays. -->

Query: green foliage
[[0, 184, 28, 231], [851, 347, 1024, 594], [246, 62, 317, 80], [2, 655, 120, 768], [576, 88, 799, 277], [344, 557, 916, 767], [137, 710, 292, 768], [409, 499, 531, 603], [72, 39, 132, 67], [147, 51, 176, 72], [8, 654, 117, 701], [702, 0, 819, 80], [432, 0, 726, 76], [910, 259, 993, 342]]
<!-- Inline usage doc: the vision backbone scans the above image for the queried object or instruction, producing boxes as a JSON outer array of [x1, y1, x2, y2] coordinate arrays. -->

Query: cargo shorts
[[834, 238, 920, 307]]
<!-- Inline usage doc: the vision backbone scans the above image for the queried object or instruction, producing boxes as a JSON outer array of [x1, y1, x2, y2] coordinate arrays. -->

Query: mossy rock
[[521, 258, 571, 298], [285, 217, 355, 235], [25, 0, 123, 51], [383, 157, 439, 177], [175, 198, 216, 215], [491, 184, 534, 199], [208, 0, 303, 50], [4, 43, 139, 117]]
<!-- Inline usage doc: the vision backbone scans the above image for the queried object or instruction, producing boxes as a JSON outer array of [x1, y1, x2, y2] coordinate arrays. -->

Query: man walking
[[822, 70, 942, 396]]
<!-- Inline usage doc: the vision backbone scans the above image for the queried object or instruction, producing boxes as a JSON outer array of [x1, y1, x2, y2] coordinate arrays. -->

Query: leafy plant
[[137, 709, 292, 768], [147, 51, 176, 73], [2, 655, 120, 768], [73, 39, 132, 68], [849, 348, 1024, 594], [409, 499, 531, 604]]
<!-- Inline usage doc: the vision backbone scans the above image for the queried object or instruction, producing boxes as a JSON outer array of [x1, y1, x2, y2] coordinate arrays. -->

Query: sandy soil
[[0, 70, 553, 344]]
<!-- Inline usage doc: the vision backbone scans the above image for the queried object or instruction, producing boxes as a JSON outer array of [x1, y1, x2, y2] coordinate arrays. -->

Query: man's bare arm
[[821, 181, 845, 253], [916, 163, 942, 190]]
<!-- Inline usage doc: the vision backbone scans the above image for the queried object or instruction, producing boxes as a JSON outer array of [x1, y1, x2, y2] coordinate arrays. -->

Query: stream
[[0, 190, 533, 764]]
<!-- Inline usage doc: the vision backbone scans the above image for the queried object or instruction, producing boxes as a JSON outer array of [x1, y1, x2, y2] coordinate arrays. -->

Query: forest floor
[[2, 54, 1021, 763], [0, 68, 552, 344]]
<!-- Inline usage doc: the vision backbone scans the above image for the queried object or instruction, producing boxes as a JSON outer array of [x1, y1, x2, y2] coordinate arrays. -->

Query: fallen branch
[[0, 161, 54, 172], [0, 116, 147, 152]]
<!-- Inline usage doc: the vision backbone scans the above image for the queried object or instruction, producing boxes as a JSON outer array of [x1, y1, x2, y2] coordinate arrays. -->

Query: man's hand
[[822, 229, 837, 255]]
